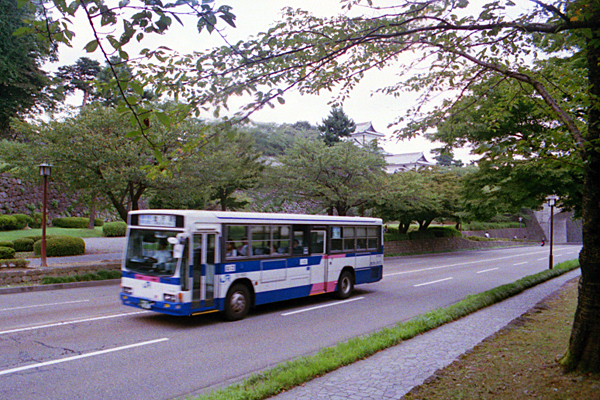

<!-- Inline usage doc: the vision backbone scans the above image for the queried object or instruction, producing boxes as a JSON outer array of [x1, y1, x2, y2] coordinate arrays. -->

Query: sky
[[46, 0, 480, 163]]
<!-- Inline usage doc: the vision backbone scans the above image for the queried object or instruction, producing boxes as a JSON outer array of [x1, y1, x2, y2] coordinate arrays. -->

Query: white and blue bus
[[120, 210, 383, 320]]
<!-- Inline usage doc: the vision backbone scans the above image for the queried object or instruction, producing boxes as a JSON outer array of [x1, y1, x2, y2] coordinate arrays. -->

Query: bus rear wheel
[[223, 283, 251, 321], [335, 271, 354, 299]]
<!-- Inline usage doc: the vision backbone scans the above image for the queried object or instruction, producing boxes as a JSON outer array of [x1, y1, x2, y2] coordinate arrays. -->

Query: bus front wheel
[[224, 283, 251, 321], [335, 271, 354, 299]]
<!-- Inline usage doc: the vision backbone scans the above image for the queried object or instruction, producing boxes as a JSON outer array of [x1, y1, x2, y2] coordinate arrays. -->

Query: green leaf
[[84, 40, 99, 53]]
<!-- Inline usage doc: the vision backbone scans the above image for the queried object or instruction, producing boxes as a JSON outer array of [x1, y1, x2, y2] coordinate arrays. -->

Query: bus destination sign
[[138, 214, 177, 228]]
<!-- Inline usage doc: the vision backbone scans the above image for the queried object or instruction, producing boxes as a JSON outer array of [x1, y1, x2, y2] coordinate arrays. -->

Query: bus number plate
[[139, 300, 152, 310]]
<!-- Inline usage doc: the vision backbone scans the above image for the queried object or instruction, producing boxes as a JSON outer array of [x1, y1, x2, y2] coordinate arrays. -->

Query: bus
[[120, 210, 383, 320]]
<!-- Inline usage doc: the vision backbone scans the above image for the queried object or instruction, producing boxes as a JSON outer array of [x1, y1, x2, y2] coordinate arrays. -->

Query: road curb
[[0, 278, 121, 295]]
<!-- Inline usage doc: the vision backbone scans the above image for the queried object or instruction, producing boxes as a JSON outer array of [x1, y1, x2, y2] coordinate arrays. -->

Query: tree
[[56, 57, 101, 106], [0, 0, 59, 138], [4, 105, 178, 221], [273, 139, 386, 216], [317, 107, 356, 146], [21, 0, 237, 150], [163, 0, 597, 372], [374, 168, 462, 232]]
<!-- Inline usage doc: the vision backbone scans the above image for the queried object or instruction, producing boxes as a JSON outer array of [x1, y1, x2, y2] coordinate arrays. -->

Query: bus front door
[[192, 232, 217, 309]]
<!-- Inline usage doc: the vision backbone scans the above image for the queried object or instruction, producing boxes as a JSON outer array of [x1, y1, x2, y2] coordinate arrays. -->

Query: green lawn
[[0, 227, 105, 241]]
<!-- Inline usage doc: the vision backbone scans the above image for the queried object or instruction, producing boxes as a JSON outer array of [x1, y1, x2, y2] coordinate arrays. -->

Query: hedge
[[52, 217, 104, 228], [408, 230, 436, 240], [0, 246, 16, 259], [0, 241, 14, 248], [0, 215, 17, 231], [0, 258, 29, 268], [428, 226, 462, 238], [13, 237, 35, 252], [103, 221, 127, 237], [33, 236, 85, 257]]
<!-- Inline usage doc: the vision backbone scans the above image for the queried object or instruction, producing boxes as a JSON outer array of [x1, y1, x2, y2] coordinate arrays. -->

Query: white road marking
[[476, 268, 499, 274], [0, 311, 150, 336], [537, 258, 546, 261], [0, 338, 169, 376], [282, 297, 364, 316], [0, 300, 90, 313], [414, 277, 453, 287], [514, 262, 528, 266], [384, 249, 572, 278]]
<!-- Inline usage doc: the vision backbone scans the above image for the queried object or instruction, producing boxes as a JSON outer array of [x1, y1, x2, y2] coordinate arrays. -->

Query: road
[[0, 244, 581, 400]]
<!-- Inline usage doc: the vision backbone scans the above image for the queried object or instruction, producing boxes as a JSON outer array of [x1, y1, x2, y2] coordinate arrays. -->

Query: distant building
[[351, 122, 386, 146], [384, 152, 435, 173], [352, 122, 435, 173]]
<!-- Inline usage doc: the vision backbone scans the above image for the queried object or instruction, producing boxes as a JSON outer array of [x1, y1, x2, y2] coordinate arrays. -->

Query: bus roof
[[128, 210, 382, 226]]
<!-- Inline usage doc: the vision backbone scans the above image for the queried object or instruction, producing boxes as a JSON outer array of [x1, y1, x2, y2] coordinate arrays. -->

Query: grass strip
[[194, 259, 580, 400], [40, 269, 121, 284]]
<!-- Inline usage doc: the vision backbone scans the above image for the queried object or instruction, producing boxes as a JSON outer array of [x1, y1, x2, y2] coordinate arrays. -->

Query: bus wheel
[[335, 271, 354, 299], [224, 283, 250, 321]]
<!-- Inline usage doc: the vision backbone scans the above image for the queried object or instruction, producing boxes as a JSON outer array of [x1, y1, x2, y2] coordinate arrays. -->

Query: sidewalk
[[270, 269, 581, 400], [24, 237, 126, 267]]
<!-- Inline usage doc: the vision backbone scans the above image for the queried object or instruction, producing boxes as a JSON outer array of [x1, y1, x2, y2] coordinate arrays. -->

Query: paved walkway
[[25, 237, 126, 267], [270, 269, 581, 400]]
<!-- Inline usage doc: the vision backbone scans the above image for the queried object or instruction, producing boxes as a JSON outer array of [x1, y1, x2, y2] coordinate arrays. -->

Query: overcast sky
[[48, 0, 481, 162]]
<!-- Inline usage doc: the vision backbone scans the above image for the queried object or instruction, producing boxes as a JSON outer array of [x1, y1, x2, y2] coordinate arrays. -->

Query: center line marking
[[414, 277, 453, 287], [477, 268, 499, 274], [282, 297, 364, 316], [514, 262, 528, 266], [0, 311, 150, 336], [0, 338, 169, 376], [0, 300, 90, 313]]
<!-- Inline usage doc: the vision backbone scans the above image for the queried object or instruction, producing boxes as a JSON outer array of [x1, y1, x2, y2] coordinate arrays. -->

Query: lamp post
[[518, 216, 523, 238], [547, 195, 558, 270], [39, 162, 52, 268]]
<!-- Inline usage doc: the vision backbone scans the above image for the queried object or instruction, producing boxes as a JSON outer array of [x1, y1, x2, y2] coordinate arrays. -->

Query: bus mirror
[[173, 244, 185, 259], [167, 237, 179, 245]]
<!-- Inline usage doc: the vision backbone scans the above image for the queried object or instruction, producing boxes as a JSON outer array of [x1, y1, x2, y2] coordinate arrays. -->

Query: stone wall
[[0, 173, 86, 219], [0, 262, 121, 286], [384, 237, 530, 256]]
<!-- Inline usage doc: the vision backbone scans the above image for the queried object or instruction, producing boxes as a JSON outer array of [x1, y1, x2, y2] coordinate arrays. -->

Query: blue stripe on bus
[[216, 216, 379, 224]]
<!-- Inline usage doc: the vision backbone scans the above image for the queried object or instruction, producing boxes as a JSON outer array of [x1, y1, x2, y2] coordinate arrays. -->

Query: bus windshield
[[125, 229, 181, 277]]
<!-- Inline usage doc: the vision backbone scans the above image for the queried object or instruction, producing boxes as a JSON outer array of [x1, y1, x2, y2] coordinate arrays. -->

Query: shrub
[[408, 230, 436, 240], [0, 241, 14, 248], [52, 217, 105, 228], [52, 217, 88, 228], [0, 246, 16, 259], [34, 236, 85, 257], [384, 232, 410, 241], [428, 226, 462, 238], [13, 237, 35, 252], [0, 258, 29, 268], [28, 213, 42, 229], [0, 215, 17, 231], [103, 221, 127, 237], [12, 214, 31, 229]]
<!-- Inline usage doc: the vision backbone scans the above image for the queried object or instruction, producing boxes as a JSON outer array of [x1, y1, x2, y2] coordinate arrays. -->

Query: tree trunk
[[87, 205, 96, 230], [560, 19, 600, 372]]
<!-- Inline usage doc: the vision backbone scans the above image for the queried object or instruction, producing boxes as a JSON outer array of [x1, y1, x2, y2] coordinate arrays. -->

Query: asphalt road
[[0, 244, 581, 400]]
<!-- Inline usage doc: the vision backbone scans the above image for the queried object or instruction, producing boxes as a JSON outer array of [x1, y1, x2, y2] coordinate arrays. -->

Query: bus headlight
[[164, 293, 177, 302]]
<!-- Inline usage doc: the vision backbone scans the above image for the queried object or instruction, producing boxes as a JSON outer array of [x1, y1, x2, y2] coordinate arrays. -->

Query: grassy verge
[[40, 269, 121, 284], [404, 277, 599, 399], [0, 227, 105, 242], [193, 260, 580, 400]]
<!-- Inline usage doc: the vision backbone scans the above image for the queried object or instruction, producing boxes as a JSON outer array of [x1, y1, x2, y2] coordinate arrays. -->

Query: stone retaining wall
[[384, 237, 530, 255], [0, 262, 121, 286]]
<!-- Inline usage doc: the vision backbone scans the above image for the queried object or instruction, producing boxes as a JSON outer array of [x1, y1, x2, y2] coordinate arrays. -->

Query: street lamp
[[39, 162, 52, 268], [518, 216, 523, 238], [547, 194, 558, 270]]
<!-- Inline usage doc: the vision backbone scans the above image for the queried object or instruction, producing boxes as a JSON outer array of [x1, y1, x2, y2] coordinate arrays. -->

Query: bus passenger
[[226, 242, 238, 257], [238, 239, 249, 256]]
